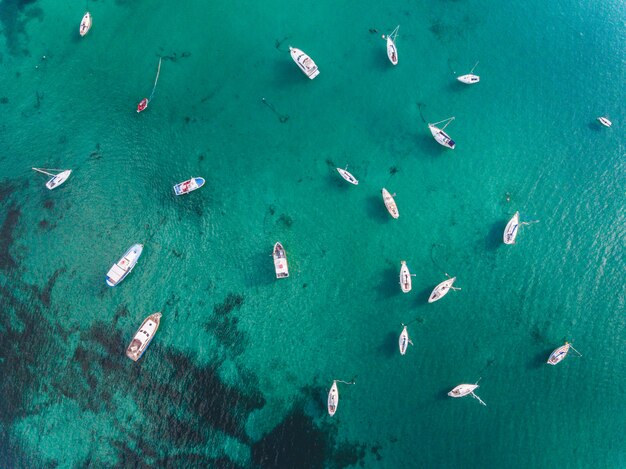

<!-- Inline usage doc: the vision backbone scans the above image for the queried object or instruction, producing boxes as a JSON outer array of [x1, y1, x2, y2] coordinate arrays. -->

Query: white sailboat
[[428, 276, 460, 303], [428, 117, 456, 149], [597, 116, 612, 127], [32, 168, 72, 190], [457, 61, 480, 84], [383, 26, 399, 65], [327, 379, 355, 416], [381, 188, 399, 218], [547, 342, 581, 365], [79, 12, 92, 37], [289, 46, 320, 79], [337, 166, 358, 185], [448, 380, 486, 406], [503, 211, 520, 244], [398, 325, 413, 355], [399, 261, 412, 293]]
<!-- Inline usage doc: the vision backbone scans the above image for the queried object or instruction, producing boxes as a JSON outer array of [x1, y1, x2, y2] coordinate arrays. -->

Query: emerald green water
[[0, 0, 624, 467]]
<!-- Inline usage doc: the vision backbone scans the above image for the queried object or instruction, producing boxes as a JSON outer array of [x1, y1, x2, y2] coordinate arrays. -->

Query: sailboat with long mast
[[32, 168, 72, 190], [428, 117, 456, 149]]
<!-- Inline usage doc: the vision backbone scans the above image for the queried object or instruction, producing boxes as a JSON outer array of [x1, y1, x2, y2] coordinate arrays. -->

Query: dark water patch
[[528, 350, 551, 370], [38, 219, 50, 229], [0, 97, 8, 104], [331, 441, 368, 469], [485, 220, 504, 250], [374, 265, 398, 299], [40, 267, 66, 306], [0, 204, 21, 271], [379, 330, 398, 358], [158, 454, 245, 469], [43, 199, 53, 210], [413, 285, 434, 307], [389, 166, 399, 175], [365, 195, 389, 223], [207, 293, 246, 353], [277, 213, 293, 228]]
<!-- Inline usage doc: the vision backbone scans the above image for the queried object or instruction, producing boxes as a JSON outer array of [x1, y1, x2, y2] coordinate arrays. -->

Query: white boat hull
[[382, 188, 399, 218], [328, 381, 338, 416], [386, 37, 398, 65], [428, 277, 456, 303], [503, 212, 520, 244], [106, 244, 143, 287], [547, 343, 570, 365], [399, 326, 410, 355], [457, 74, 479, 84], [597, 117, 612, 127], [448, 384, 479, 398], [337, 168, 358, 185], [400, 261, 411, 293], [126, 312, 162, 361], [80, 12, 92, 37], [289, 47, 319, 79], [46, 170, 72, 190], [273, 242, 289, 278], [428, 124, 456, 149]]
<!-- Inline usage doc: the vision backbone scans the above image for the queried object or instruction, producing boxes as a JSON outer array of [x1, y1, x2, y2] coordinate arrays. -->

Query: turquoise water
[[0, 0, 624, 467]]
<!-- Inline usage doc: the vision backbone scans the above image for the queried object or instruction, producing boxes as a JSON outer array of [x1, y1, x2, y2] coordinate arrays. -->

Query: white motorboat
[[384, 26, 399, 65], [337, 166, 358, 185], [79, 12, 92, 37], [328, 381, 339, 416], [399, 261, 412, 293], [503, 211, 520, 245], [597, 116, 612, 127], [126, 312, 162, 361], [173, 177, 205, 195], [457, 61, 480, 84], [289, 46, 319, 79], [381, 188, 399, 218], [32, 168, 72, 190], [428, 117, 456, 149], [273, 242, 289, 278], [106, 243, 144, 287], [399, 325, 412, 355], [448, 381, 486, 406], [428, 277, 458, 303]]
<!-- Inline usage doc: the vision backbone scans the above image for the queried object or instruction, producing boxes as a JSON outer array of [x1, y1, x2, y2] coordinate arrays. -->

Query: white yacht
[[126, 312, 162, 361], [79, 12, 92, 37], [448, 382, 486, 406], [428, 117, 456, 149], [289, 47, 319, 79], [597, 116, 612, 127], [457, 61, 479, 84], [547, 342, 571, 365], [385, 26, 399, 65], [328, 381, 339, 416], [398, 325, 412, 355], [106, 244, 144, 287]]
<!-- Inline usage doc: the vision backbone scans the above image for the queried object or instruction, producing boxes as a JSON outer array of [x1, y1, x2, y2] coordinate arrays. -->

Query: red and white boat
[[137, 98, 148, 113], [173, 177, 205, 195], [384, 26, 399, 65]]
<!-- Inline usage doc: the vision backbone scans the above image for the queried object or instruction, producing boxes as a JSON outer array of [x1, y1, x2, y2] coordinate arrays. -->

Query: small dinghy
[[503, 211, 520, 244], [337, 166, 358, 185], [399, 261, 412, 293], [448, 381, 486, 406], [381, 188, 399, 218], [79, 12, 92, 37], [106, 243, 143, 287], [173, 177, 205, 195], [398, 325, 412, 355], [428, 276, 459, 303], [273, 242, 289, 278], [32, 168, 72, 190], [547, 342, 581, 365], [383, 25, 399, 65], [327, 379, 355, 416], [428, 117, 456, 149], [126, 312, 162, 361], [597, 116, 612, 127], [457, 61, 480, 84], [289, 46, 320, 79], [137, 57, 162, 113]]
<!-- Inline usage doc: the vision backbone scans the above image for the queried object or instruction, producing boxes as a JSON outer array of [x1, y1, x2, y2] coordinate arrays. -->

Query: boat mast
[[470, 61, 479, 74], [431, 117, 455, 130], [470, 392, 487, 406], [32, 168, 57, 177]]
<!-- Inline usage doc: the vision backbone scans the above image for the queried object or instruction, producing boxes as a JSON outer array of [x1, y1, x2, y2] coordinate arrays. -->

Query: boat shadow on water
[[274, 59, 311, 87], [378, 330, 399, 358], [485, 220, 505, 250], [413, 286, 434, 308], [528, 349, 554, 370], [365, 195, 391, 223], [375, 265, 400, 299], [416, 134, 449, 158], [246, 252, 279, 288]]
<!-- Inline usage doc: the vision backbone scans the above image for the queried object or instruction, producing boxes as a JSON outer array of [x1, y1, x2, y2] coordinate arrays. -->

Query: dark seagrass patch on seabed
[[0, 204, 21, 271], [206, 293, 246, 354]]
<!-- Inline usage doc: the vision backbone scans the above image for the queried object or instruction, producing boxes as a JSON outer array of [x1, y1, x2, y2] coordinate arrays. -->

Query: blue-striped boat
[[173, 177, 205, 195]]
